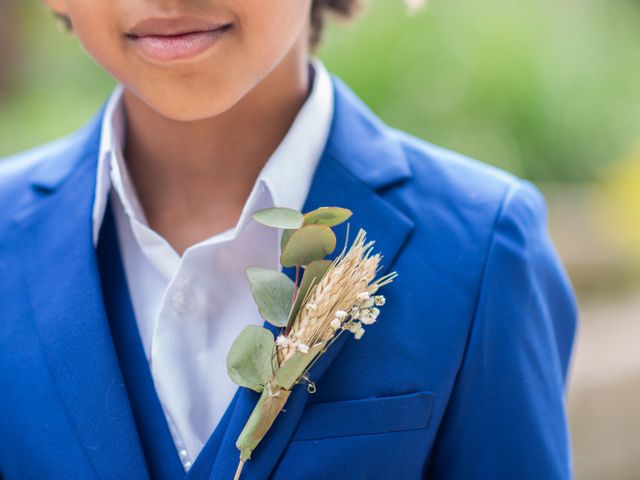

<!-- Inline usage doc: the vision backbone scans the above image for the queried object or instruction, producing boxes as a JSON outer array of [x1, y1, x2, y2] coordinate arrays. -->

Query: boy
[[0, 1, 577, 479]]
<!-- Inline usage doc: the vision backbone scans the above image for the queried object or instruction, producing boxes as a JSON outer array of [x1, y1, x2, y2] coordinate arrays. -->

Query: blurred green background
[[1, 0, 640, 478]]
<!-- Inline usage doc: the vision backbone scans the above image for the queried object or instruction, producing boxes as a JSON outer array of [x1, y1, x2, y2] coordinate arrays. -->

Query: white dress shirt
[[91, 57, 334, 469]]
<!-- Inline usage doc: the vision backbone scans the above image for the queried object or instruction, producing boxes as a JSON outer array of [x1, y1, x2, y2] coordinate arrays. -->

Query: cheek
[[239, 0, 311, 57], [68, 8, 129, 82], [229, 0, 312, 83]]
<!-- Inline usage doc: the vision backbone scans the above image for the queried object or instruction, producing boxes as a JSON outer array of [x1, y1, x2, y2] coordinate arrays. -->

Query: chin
[[141, 86, 244, 122], [152, 102, 231, 123]]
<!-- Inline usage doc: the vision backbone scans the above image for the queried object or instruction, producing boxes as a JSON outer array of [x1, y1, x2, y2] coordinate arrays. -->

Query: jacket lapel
[[208, 75, 415, 479], [14, 108, 150, 480]]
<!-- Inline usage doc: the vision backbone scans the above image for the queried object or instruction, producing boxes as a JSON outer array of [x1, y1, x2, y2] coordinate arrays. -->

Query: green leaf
[[252, 207, 304, 229], [279, 207, 351, 256], [288, 260, 332, 326], [304, 207, 353, 227], [273, 344, 323, 390], [280, 228, 295, 251], [280, 224, 337, 267], [246, 267, 295, 327], [227, 326, 275, 393]]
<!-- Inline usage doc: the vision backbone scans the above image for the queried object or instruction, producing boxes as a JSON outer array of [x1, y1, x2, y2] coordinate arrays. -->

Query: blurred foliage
[[1, 0, 639, 183], [597, 153, 640, 262], [319, 0, 640, 181], [0, 2, 115, 157]]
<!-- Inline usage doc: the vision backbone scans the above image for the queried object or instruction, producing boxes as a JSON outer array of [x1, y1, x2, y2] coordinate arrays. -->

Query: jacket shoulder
[[387, 126, 555, 255], [0, 110, 103, 224], [0, 134, 77, 185], [390, 127, 531, 217], [0, 136, 76, 223], [384, 126, 554, 303]]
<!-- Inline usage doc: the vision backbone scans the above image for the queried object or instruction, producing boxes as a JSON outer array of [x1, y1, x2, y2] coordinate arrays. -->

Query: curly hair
[[54, 1, 361, 49], [310, 0, 361, 49]]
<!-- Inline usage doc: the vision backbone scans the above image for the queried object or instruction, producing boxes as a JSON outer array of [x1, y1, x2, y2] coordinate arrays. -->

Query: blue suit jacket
[[0, 74, 577, 479]]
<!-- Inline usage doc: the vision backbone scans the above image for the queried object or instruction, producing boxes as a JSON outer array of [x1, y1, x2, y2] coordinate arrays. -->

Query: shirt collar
[[92, 56, 334, 246]]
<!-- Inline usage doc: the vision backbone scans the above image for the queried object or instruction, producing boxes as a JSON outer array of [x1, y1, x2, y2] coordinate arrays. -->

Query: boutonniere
[[226, 206, 397, 479]]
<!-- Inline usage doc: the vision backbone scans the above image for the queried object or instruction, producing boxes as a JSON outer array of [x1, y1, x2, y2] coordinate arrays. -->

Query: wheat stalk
[[277, 229, 396, 363]]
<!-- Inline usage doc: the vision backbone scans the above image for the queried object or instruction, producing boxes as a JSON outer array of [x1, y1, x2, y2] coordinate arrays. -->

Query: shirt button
[[178, 449, 191, 469], [171, 288, 195, 313]]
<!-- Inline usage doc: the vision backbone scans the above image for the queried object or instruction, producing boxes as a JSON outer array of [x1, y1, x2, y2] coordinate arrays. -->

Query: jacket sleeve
[[426, 181, 578, 479]]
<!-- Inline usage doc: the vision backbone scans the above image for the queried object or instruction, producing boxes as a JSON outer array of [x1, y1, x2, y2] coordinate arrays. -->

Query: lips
[[126, 16, 232, 62]]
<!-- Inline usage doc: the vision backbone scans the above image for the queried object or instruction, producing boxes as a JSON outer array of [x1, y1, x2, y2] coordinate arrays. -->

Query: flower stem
[[234, 458, 246, 480], [285, 264, 301, 337], [235, 386, 292, 469], [292, 264, 300, 303]]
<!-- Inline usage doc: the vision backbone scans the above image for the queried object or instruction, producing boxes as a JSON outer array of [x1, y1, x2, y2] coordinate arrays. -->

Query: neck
[[119, 44, 312, 254]]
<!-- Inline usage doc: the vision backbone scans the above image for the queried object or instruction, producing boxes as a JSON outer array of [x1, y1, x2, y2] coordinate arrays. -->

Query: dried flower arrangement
[[226, 207, 397, 479]]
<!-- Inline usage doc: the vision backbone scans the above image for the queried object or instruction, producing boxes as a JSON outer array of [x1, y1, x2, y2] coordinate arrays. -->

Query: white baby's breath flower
[[361, 298, 375, 309], [370, 307, 380, 318], [357, 292, 370, 301], [335, 310, 348, 319], [275, 335, 290, 347], [373, 295, 386, 306], [354, 328, 366, 340], [360, 310, 377, 325], [297, 343, 310, 354], [349, 306, 360, 319], [347, 321, 362, 333], [330, 318, 342, 330]]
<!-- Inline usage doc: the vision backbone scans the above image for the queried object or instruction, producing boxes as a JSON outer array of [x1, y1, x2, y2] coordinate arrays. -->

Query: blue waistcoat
[[97, 205, 240, 480], [0, 73, 578, 479]]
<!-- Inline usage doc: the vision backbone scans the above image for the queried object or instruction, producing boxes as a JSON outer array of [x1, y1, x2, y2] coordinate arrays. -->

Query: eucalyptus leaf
[[279, 224, 336, 267], [304, 207, 353, 227], [227, 326, 275, 393], [280, 228, 295, 251], [252, 207, 305, 229], [273, 344, 323, 390], [288, 260, 332, 326], [246, 267, 295, 327]]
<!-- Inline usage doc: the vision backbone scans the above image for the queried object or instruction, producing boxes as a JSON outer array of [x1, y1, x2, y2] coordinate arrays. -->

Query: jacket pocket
[[291, 390, 435, 441]]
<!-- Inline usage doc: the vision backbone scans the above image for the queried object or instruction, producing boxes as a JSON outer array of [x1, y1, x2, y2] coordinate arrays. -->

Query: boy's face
[[45, 0, 313, 121]]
